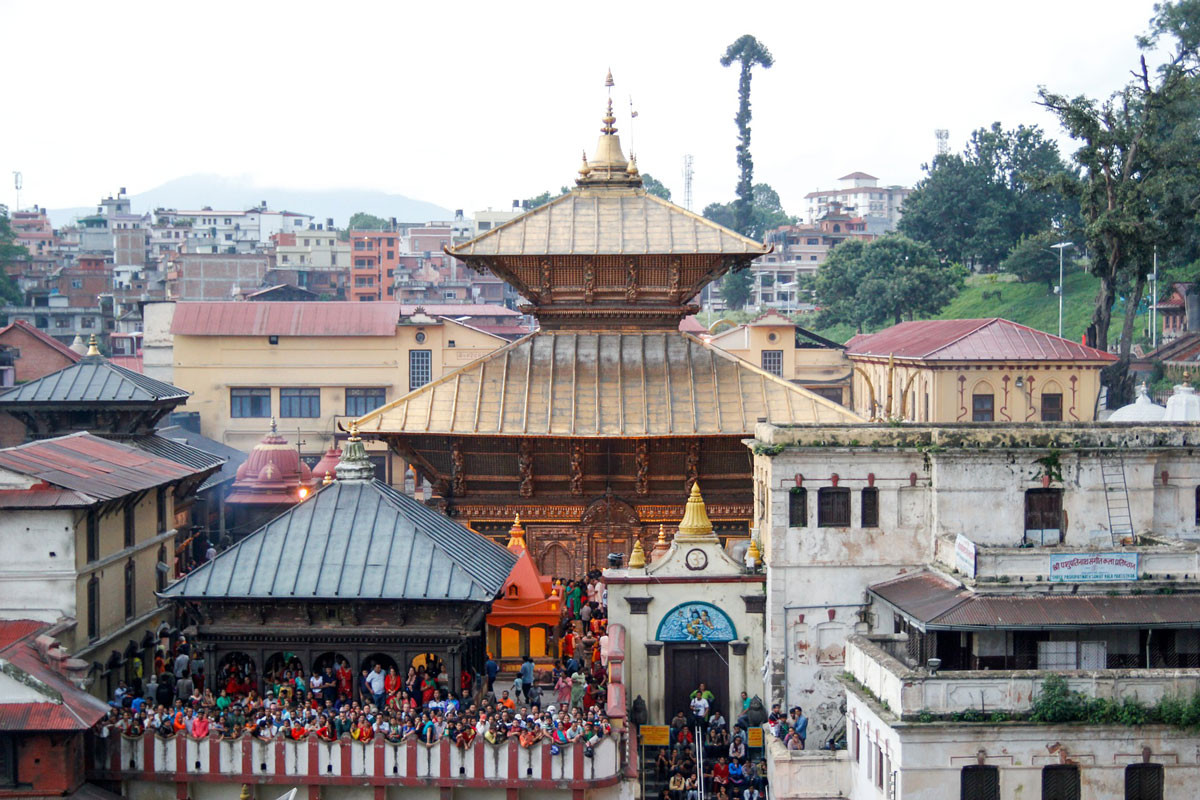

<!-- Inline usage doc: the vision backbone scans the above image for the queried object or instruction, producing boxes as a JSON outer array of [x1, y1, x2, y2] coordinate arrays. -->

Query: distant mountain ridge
[[46, 174, 453, 228]]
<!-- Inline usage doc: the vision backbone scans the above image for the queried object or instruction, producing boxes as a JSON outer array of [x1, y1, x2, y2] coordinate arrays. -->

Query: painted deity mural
[[656, 602, 737, 642]]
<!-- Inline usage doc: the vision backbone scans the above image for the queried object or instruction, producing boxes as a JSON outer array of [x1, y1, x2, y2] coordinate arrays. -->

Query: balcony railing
[[846, 634, 1200, 718], [89, 731, 622, 791]]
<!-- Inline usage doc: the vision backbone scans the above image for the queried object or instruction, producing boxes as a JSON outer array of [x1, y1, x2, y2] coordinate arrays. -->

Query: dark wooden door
[[664, 643, 728, 724]]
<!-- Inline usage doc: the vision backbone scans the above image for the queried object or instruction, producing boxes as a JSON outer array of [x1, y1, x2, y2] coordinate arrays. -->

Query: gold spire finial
[[579, 150, 592, 177], [85, 334, 100, 357], [269, 417, 277, 435], [650, 522, 671, 562], [605, 69, 614, 89], [746, 538, 762, 568], [629, 537, 646, 569], [507, 512, 527, 553], [240, 785, 252, 800], [626, 154, 639, 176], [601, 97, 617, 135], [349, 422, 360, 439], [322, 472, 333, 485], [676, 482, 717, 541], [656, 523, 668, 546]]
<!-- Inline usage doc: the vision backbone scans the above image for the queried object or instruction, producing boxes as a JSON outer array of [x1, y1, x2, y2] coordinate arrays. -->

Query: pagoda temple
[[356, 75, 862, 577]]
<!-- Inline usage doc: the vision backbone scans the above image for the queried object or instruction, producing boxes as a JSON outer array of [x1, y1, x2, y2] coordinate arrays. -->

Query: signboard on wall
[[746, 727, 763, 748], [641, 726, 670, 746], [955, 534, 977, 578], [1048, 552, 1138, 582]]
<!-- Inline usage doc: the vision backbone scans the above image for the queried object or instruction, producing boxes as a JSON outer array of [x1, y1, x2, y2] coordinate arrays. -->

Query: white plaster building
[[157, 206, 313, 254], [803, 172, 911, 231], [749, 422, 1200, 798], [606, 484, 766, 726]]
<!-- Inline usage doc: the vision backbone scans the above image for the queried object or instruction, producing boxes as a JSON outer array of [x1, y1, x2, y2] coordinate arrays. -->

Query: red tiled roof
[[0, 620, 108, 731], [679, 316, 707, 334], [839, 171, 878, 181], [171, 302, 519, 337], [0, 320, 82, 363], [845, 318, 1116, 362], [0, 432, 205, 507]]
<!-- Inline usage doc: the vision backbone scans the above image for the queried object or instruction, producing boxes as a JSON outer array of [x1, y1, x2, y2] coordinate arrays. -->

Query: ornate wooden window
[[1125, 763, 1163, 800], [961, 765, 999, 800], [1042, 393, 1064, 422], [124, 560, 136, 621], [788, 488, 807, 528], [861, 488, 879, 528], [1042, 765, 1080, 800], [817, 487, 850, 527], [972, 393, 994, 422]]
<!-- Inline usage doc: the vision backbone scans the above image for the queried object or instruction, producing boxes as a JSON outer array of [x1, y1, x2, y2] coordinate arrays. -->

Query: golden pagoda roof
[[447, 190, 769, 259], [354, 330, 862, 437]]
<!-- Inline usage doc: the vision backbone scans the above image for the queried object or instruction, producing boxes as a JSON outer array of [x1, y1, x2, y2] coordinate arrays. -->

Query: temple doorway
[[581, 494, 640, 574], [664, 643, 729, 725]]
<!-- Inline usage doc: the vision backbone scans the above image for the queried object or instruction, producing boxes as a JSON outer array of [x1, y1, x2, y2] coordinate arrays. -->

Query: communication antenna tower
[[935, 129, 950, 157], [682, 154, 694, 210], [12, 171, 22, 214]]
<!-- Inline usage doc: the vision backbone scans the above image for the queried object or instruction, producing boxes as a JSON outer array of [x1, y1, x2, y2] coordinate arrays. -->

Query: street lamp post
[[1050, 241, 1074, 338]]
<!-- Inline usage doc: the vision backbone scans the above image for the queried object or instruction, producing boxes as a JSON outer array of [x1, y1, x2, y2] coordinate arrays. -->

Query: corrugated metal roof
[[0, 355, 189, 405], [0, 620, 109, 731], [845, 319, 1117, 362], [154, 426, 248, 491], [170, 302, 519, 337], [448, 190, 770, 258], [0, 432, 207, 505], [870, 571, 1200, 630], [355, 330, 862, 437], [160, 479, 517, 602]]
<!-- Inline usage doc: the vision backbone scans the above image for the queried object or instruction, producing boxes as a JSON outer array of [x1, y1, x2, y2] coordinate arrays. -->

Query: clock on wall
[[685, 548, 708, 571]]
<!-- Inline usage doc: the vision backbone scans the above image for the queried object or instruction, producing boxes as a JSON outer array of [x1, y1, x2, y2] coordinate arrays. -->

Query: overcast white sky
[[0, 0, 1163, 219]]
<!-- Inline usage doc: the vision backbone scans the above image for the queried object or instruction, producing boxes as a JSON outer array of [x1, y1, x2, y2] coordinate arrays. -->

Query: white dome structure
[[1164, 381, 1200, 422], [1108, 383, 1166, 422]]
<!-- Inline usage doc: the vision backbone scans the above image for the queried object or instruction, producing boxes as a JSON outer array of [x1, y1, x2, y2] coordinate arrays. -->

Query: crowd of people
[[652, 686, 776, 800]]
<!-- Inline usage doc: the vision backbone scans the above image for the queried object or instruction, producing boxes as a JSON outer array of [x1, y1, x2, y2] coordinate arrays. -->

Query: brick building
[[164, 253, 269, 300]]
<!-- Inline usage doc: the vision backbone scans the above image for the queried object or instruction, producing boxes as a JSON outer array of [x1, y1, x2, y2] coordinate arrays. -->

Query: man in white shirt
[[690, 694, 709, 728], [365, 664, 386, 709]]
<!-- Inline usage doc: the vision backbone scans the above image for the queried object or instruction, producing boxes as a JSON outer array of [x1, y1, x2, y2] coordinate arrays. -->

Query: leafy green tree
[[640, 173, 671, 201], [703, 184, 794, 240], [0, 213, 27, 305], [347, 212, 389, 231], [721, 35, 774, 235], [1000, 231, 1070, 291], [718, 267, 754, 310], [1038, 0, 1200, 403], [899, 123, 1074, 271], [814, 235, 965, 332], [522, 187, 571, 211]]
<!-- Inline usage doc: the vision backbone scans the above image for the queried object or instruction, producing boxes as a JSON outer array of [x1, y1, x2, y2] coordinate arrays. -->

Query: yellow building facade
[[844, 318, 1116, 422], [168, 302, 511, 482], [708, 310, 853, 405]]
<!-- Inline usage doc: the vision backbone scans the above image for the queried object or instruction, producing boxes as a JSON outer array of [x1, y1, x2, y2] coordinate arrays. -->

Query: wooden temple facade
[[356, 79, 862, 577]]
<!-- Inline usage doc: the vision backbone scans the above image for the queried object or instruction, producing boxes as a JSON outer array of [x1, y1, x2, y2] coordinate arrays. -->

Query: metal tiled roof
[[0, 355, 189, 405], [354, 330, 862, 437], [845, 318, 1117, 362], [870, 571, 1200, 630], [448, 190, 770, 258], [170, 302, 519, 337], [0, 432, 206, 505], [153, 426, 248, 491], [161, 479, 517, 602], [0, 620, 109, 731]]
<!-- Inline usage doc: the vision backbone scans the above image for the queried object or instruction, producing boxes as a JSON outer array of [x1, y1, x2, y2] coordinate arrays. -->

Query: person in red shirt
[[712, 756, 730, 786], [335, 660, 353, 700]]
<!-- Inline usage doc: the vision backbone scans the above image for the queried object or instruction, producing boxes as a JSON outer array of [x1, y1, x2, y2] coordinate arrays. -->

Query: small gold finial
[[605, 69, 614, 89], [239, 785, 252, 800], [629, 537, 646, 569], [507, 512, 527, 553], [578, 151, 592, 177], [676, 482, 717, 541], [85, 334, 100, 357], [322, 472, 333, 485], [746, 538, 762, 568], [626, 154, 639, 176], [269, 417, 277, 435], [348, 422, 360, 439], [656, 523, 668, 546]]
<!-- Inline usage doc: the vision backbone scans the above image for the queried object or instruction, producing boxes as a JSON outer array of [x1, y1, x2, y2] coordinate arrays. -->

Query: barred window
[[1125, 763, 1163, 800], [761, 350, 784, 376], [961, 765, 999, 800], [1042, 765, 1080, 800], [280, 388, 320, 418], [409, 350, 432, 390]]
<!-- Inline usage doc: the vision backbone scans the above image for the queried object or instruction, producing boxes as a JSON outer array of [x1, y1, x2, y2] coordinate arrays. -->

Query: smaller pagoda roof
[[161, 479, 517, 603], [448, 191, 769, 259], [0, 350, 188, 406]]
